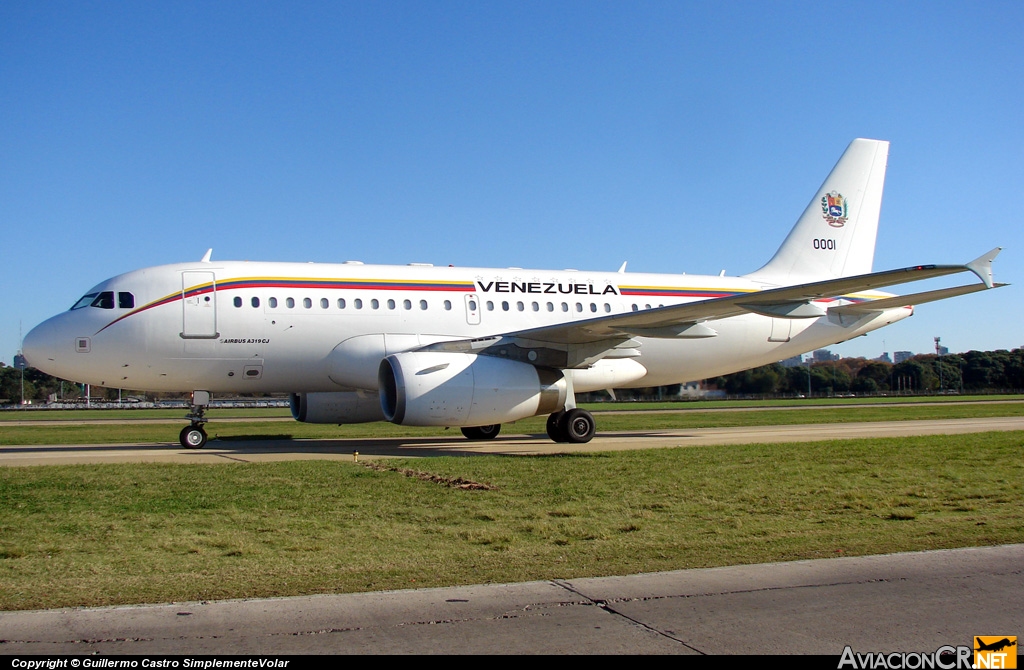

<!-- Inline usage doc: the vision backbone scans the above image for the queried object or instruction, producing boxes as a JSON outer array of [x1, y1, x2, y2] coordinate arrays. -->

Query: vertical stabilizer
[[746, 139, 889, 284]]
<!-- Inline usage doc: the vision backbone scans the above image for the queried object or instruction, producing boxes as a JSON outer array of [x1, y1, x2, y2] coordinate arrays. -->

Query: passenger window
[[233, 297, 243, 308], [502, 301, 509, 311], [632, 304, 638, 312], [486, 301, 494, 311], [269, 297, 278, 308], [252, 297, 260, 308], [532, 302, 539, 312], [403, 299, 412, 310], [286, 298, 295, 308], [91, 291, 115, 309], [466, 299, 475, 311], [338, 298, 346, 309], [547, 302, 554, 312], [354, 298, 363, 309], [590, 303, 597, 312], [118, 292, 135, 309], [575, 302, 583, 312], [604, 303, 611, 313], [517, 301, 524, 311], [387, 299, 396, 310], [561, 302, 568, 312], [320, 298, 328, 309], [371, 299, 379, 309], [444, 300, 451, 310], [419, 300, 427, 310], [303, 298, 312, 309]]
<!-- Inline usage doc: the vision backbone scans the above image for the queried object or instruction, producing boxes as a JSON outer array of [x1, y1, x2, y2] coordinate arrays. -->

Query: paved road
[[2, 398, 1022, 426], [2, 416, 1023, 465], [1, 544, 1020, 654]]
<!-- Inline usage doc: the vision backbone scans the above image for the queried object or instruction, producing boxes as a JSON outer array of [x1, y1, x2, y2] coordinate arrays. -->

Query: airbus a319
[[22, 139, 1004, 448]]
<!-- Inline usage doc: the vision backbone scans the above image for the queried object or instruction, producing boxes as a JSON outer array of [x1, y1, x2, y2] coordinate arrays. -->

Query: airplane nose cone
[[22, 319, 58, 371]]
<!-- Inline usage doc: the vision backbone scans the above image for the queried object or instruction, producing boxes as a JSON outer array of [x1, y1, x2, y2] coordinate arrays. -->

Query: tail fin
[[746, 138, 889, 284]]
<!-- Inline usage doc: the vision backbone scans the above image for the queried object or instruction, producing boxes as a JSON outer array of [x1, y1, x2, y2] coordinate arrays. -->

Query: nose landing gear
[[180, 424, 208, 449], [179, 390, 211, 449]]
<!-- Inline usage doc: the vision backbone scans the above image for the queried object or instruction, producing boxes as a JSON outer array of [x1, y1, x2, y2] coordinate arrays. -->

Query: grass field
[[1, 430, 1022, 611]]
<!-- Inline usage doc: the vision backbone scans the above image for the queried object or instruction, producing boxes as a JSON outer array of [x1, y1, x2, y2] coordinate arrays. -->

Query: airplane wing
[[421, 249, 1004, 368]]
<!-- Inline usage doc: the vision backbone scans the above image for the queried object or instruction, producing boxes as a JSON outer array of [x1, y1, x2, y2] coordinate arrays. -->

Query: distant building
[[780, 355, 805, 368], [894, 351, 914, 364], [813, 349, 839, 362], [936, 346, 949, 356], [875, 352, 893, 364]]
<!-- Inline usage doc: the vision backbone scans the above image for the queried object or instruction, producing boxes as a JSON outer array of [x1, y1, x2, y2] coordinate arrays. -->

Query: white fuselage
[[24, 259, 909, 395]]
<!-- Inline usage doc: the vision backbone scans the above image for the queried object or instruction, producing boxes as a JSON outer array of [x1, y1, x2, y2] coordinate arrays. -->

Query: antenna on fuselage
[[617, 261, 627, 273], [200, 249, 213, 263]]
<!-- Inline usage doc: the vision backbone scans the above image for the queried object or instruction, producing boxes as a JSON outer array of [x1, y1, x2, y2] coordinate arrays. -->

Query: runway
[[2, 415, 1023, 466], [1, 544, 1020, 654]]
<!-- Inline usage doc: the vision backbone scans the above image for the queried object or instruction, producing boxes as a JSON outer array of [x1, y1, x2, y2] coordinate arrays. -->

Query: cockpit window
[[71, 293, 99, 310], [70, 290, 132, 310], [90, 291, 115, 309]]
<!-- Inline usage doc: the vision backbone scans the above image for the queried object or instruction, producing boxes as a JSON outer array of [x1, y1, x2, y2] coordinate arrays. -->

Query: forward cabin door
[[181, 271, 219, 339]]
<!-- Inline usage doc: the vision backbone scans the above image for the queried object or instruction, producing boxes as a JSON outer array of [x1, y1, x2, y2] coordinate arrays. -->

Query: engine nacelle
[[378, 352, 566, 427], [290, 391, 385, 424]]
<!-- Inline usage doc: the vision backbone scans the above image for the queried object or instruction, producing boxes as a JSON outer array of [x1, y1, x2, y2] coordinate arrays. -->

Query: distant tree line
[[704, 349, 1024, 397], [2, 348, 1023, 405]]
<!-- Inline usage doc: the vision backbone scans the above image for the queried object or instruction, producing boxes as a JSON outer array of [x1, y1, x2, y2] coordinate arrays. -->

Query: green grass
[[1, 431, 1021, 611], [1, 399, 1022, 445]]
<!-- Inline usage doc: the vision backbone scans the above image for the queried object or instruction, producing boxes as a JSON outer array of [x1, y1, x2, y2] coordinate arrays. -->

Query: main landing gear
[[179, 390, 211, 449], [545, 408, 596, 444]]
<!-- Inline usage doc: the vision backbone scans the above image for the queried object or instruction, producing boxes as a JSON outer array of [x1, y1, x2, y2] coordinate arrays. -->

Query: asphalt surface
[[0, 544, 1020, 654], [2, 415, 1023, 465]]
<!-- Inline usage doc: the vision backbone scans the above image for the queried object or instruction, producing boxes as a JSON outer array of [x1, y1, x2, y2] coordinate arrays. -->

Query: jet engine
[[290, 391, 385, 424], [378, 351, 566, 427]]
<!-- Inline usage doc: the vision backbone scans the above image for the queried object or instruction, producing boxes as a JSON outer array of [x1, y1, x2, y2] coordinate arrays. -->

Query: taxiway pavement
[[0, 544, 1020, 654], [2, 416, 1023, 465]]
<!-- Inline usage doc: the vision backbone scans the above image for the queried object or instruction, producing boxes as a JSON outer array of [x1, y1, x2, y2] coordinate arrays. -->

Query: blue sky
[[2, 1, 1021, 367]]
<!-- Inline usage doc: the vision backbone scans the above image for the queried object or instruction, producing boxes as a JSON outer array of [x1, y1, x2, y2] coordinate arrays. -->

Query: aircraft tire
[[461, 425, 501, 440], [546, 412, 567, 442], [562, 408, 595, 444], [180, 425, 208, 449]]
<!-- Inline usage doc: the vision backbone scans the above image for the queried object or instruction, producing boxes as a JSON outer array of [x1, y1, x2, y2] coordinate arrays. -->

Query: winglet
[[965, 247, 1001, 288], [200, 248, 213, 263]]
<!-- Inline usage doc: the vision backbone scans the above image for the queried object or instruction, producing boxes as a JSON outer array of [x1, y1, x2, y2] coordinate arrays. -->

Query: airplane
[[22, 138, 1005, 449]]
